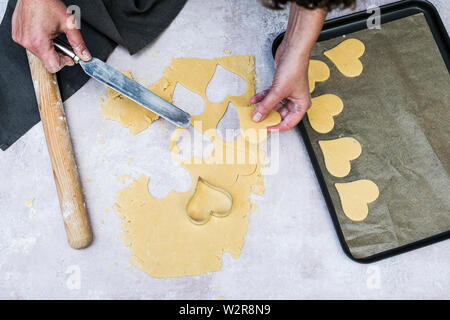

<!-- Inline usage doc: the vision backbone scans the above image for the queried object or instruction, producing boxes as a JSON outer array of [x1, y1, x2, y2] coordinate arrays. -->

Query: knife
[[53, 38, 191, 128]]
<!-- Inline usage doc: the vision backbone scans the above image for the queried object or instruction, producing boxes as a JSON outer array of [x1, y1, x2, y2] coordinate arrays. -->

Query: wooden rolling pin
[[27, 51, 93, 249]]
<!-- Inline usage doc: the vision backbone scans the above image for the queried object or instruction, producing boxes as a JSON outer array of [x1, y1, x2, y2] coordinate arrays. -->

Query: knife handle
[[53, 38, 80, 64]]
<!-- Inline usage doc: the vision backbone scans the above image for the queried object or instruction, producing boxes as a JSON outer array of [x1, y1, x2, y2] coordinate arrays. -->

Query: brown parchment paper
[[306, 13, 450, 259]]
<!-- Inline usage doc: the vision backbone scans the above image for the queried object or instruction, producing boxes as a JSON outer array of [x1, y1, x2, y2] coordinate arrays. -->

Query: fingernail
[[82, 49, 92, 60], [252, 112, 263, 122]]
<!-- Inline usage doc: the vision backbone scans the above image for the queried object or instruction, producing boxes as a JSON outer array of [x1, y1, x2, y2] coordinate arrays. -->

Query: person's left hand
[[250, 41, 312, 133]]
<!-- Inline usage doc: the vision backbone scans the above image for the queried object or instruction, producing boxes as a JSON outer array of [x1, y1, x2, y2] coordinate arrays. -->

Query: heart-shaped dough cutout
[[238, 105, 281, 145], [335, 180, 379, 222], [324, 39, 365, 77], [186, 177, 233, 225], [319, 137, 362, 177], [308, 60, 330, 93], [307, 94, 343, 134]]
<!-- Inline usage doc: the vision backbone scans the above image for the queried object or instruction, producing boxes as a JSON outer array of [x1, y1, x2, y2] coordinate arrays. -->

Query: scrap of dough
[[307, 94, 344, 133], [115, 56, 273, 278], [186, 177, 233, 224], [335, 180, 379, 222], [308, 60, 330, 93], [100, 71, 159, 134], [116, 174, 132, 184], [25, 198, 34, 208], [319, 137, 362, 177], [324, 39, 365, 77]]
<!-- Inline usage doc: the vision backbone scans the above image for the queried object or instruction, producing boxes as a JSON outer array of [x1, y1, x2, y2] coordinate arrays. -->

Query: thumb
[[252, 87, 283, 122], [65, 28, 91, 61]]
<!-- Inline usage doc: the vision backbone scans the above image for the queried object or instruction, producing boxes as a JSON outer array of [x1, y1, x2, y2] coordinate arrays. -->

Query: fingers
[[10, 0, 80, 73], [31, 29, 90, 73], [12, 23, 74, 72], [278, 107, 289, 119], [41, 48, 65, 73], [32, 37, 71, 73], [65, 28, 91, 61], [267, 110, 304, 133], [267, 101, 308, 133], [23, 41, 73, 73], [250, 89, 269, 104], [58, 52, 75, 67], [274, 99, 288, 111], [11, 23, 65, 73], [252, 87, 284, 122]]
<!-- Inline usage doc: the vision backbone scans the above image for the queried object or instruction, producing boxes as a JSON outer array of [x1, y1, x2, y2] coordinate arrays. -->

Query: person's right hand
[[251, 4, 327, 133], [250, 42, 312, 133], [12, 0, 91, 73]]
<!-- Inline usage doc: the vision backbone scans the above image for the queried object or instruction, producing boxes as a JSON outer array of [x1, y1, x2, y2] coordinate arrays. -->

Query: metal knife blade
[[80, 58, 190, 128], [53, 39, 190, 128]]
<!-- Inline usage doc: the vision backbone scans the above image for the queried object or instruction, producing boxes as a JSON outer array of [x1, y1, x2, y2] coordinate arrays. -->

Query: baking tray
[[272, 0, 450, 262]]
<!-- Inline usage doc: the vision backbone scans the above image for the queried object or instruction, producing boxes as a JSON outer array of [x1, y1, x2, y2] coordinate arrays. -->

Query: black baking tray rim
[[271, 0, 450, 263]]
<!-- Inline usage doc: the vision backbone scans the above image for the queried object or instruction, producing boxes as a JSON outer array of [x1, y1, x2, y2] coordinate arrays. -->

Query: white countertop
[[0, 0, 449, 299]]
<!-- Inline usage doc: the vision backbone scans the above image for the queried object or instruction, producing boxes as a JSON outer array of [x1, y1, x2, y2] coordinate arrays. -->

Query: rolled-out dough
[[100, 71, 160, 134], [319, 137, 362, 177], [307, 94, 344, 134], [324, 39, 365, 77], [114, 56, 280, 278], [308, 60, 330, 93], [335, 180, 379, 222]]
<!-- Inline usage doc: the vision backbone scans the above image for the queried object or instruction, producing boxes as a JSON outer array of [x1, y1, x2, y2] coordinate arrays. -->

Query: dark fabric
[[0, 0, 187, 150]]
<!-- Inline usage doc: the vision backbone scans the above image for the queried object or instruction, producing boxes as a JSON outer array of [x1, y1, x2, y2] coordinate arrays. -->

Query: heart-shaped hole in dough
[[319, 137, 362, 177], [335, 180, 379, 222], [206, 65, 247, 103], [307, 94, 343, 134], [308, 60, 330, 93], [324, 38, 365, 78], [172, 83, 205, 116], [217, 103, 241, 142], [186, 177, 233, 225]]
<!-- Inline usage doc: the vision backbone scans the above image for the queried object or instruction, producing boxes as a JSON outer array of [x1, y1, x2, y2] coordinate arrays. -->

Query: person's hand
[[251, 41, 311, 132], [251, 4, 326, 133], [12, 0, 91, 73]]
